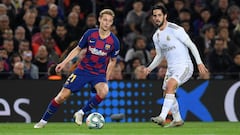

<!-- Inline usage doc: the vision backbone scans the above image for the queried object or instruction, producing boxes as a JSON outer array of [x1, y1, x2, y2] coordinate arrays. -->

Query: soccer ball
[[86, 112, 105, 129]]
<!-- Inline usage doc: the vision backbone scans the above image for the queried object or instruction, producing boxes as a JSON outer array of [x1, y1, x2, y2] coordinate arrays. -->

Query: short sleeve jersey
[[77, 28, 120, 75]]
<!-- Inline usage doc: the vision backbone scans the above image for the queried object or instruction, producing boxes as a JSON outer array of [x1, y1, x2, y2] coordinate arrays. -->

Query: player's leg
[[34, 88, 71, 128], [165, 65, 193, 127], [151, 78, 178, 125], [164, 97, 184, 128], [35, 71, 87, 128], [74, 75, 108, 125], [83, 82, 108, 112]]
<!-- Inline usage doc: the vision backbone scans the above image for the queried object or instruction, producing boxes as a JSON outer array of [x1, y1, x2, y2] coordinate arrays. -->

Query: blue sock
[[82, 95, 103, 113], [42, 99, 60, 121]]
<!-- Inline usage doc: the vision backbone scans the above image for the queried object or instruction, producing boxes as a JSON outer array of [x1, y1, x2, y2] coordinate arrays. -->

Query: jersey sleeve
[[175, 26, 203, 64], [110, 36, 120, 58], [78, 29, 91, 48], [174, 27, 189, 43]]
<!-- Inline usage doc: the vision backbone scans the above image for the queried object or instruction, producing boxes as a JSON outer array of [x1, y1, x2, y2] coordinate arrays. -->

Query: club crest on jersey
[[104, 44, 111, 50], [167, 36, 170, 41]]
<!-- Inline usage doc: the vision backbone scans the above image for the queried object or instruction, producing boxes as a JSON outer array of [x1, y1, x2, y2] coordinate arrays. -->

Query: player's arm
[[145, 48, 163, 74], [106, 57, 117, 81], [56, 46, 81, 72], [56, 30, 90, 72], [184, 38, 208, 73], [178, 28, 208, 74]]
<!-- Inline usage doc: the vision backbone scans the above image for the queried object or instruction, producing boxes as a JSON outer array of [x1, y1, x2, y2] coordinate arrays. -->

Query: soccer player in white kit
[[142, 5, 208, 127]]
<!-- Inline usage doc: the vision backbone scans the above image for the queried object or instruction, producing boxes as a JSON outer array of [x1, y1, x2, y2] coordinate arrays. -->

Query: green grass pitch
[[0, 122, 239, 135]]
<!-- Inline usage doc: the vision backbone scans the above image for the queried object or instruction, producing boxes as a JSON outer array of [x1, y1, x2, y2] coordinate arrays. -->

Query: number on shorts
[[67, 73, 77, 83]]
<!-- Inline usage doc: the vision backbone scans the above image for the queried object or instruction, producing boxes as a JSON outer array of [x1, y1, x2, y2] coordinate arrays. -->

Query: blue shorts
[[63, 68, 107, 93]]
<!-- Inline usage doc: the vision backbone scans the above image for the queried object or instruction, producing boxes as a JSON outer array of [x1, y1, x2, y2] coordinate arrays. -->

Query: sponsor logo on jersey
[[162, 46, 176, 52], [89, 46, 107, 56]]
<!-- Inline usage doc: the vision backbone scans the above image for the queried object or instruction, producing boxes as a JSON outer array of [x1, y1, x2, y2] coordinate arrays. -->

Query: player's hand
[[142, 66, 151, 75], [197, 64, 208, 74], [55, 63, 65, 73]]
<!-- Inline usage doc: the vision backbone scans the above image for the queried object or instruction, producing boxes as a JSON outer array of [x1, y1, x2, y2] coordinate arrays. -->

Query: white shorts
[[162, 63, 193, 90]]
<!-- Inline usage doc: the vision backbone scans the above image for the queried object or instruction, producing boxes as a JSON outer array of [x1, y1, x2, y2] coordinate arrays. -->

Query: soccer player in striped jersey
[[143, 5, 208, 127], [34, 9, 120, 128]]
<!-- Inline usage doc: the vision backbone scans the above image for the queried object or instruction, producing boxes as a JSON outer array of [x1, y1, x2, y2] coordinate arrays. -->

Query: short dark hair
[[151, 5, 168, 15]]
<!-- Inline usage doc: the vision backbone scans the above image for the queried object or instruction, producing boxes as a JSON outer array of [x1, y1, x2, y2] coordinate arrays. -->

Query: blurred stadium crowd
[[0, 0, 240, 80]]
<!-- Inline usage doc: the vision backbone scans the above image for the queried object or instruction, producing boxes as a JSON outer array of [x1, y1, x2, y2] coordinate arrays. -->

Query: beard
[[156, 19, 165, 28]]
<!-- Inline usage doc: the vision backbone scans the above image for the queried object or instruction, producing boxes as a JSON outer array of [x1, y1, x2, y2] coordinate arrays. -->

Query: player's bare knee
[[97, 89, 108, 99]]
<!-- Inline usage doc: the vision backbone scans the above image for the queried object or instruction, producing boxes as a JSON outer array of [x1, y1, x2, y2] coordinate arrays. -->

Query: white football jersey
[[152, 22, 193, 68]]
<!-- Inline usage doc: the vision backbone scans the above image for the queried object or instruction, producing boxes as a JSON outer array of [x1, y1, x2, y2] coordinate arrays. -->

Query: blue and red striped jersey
[[77, 28, 120, 75]]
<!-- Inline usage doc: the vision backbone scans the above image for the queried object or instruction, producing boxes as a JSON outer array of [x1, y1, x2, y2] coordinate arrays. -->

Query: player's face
[[99, 14, 114, 31], [152, 9, 167, 28]]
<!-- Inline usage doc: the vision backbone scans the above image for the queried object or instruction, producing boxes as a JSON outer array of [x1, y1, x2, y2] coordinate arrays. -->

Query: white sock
[[40, 119, 47, 124], [170, 98, 182, 121], [159, 94, 175, 120]]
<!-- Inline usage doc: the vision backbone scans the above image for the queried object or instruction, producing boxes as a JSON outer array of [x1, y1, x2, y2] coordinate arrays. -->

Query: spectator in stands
[[125, 35, 151, 66], [8, 61, 26, 80], [227, 51, 240, 79], [168, 0, 185, 23], [157, 65, 167, 80], [227, 5, 240, 32], [109, 63, 123, 80], [124, 0, 147, 47], [176, 8, 192, 24], [32, 24, 61, 59], [2, 28, 13, 40], [191, 0, 206, 25], [125, 57, 142, 79], [0, 4, 7, 16], [66, 11, 82, 41], [39, 16, 55, 30], [2, 39, 15, 58], [9, 52, 22, 70], [1, 0, 16, 29], [212, 0, 229, 22], [207, 37, 233, 79], [21, 8, 40, 42], [193, 7, 214, 35], [18, 39, 30, 56], [0, 14, 11, 44], [194, 24, 216, 62], [33, 45, 54, 79], [37, 0, 64, 20], [217, 16, 229, 30], [217, 27, 239, 57], [233, 23, 240, 48], [15, 0, 34, 27], [68, 3, 85, 26], [81, 13, 97, 33], [53, 23, 72, 52], [0, 47, 8, 62], [14, 26, 26, 47], [22, 50, 39, 79], [133, 65, 147, 80], [44, 3, 64, 27]]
